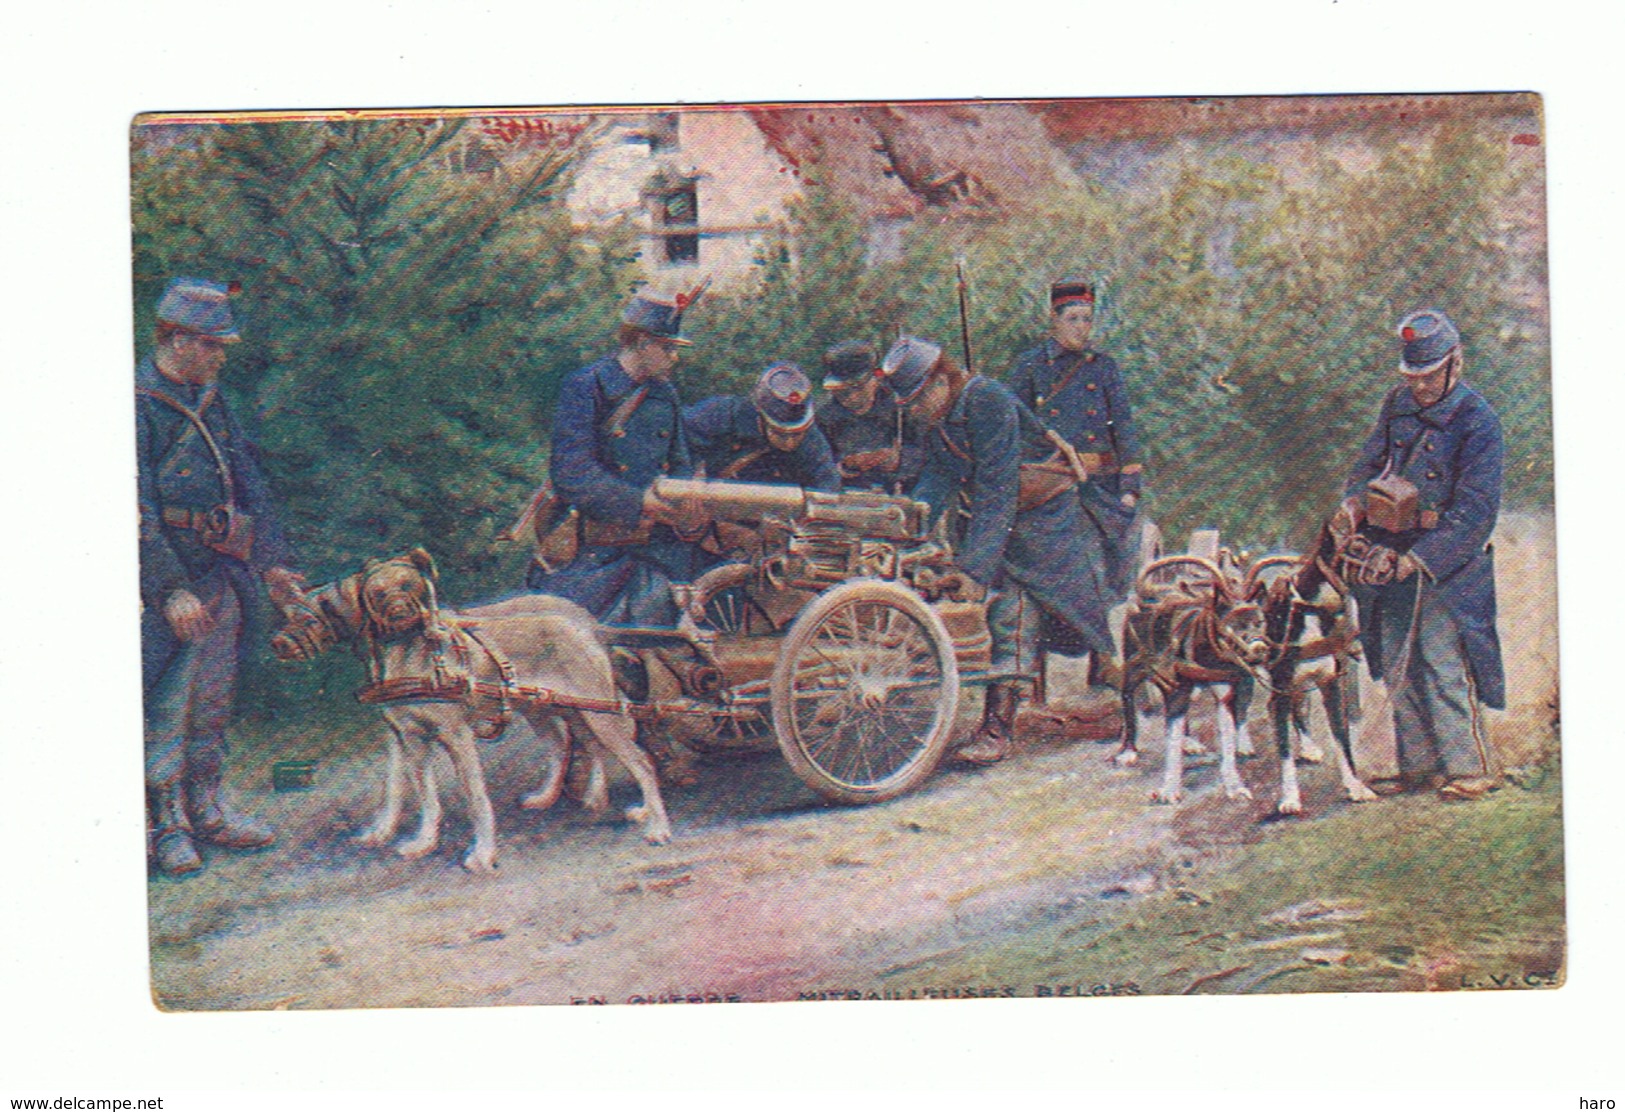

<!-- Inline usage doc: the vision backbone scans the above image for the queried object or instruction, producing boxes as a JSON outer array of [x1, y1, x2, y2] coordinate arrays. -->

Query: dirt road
[[148, 512, 1560, 1010]]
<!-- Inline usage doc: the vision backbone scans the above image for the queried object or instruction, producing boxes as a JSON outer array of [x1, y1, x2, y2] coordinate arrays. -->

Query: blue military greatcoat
[[683, 395, 841, 491], [1010, 341, 1141, 497], [1010, 340, 1142, 596], [1346, 382, 1505, 708], [911, 376, 1115, 658], [815, 389, 926, 494], [135, 355, 293, 696], [526, 354, 696, 625]]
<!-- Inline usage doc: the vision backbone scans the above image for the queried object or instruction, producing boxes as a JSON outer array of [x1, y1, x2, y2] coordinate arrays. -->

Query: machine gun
[[652, 477, 972, 601]]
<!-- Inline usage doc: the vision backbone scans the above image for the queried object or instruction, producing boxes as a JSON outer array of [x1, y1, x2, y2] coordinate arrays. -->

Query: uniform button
[[612, 429, 627, 439], [1086, 408, 1098, 417], [1035, 396, 1046, 406], [1085, 383, 1097, 391], [1049, 408, 1060, 417], [1087, 434, 1098, 442], [1427, 471, 1438, 480], [661, 462, 670, 473], [178, 467, 191, 477], [618, 464, 629, 473], [1424, 440, 1434, 451]]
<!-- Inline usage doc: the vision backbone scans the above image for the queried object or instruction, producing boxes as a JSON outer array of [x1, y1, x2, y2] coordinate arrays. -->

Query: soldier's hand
[[164, 589, 214, 642], [670, 497, 711, 539], [936, 571, 985, 604], [1354, 544, 1401, 586], [640, 487, 683, 527], [1120, 492, 1138, 509], [1395, 553, 1423, 581], [264, 566, 308, 610], [1339, 494, 1365, 529]]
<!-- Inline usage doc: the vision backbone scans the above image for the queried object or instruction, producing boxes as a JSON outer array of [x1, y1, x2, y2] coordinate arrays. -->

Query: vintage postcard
[[132, 93, 1560, 1010]]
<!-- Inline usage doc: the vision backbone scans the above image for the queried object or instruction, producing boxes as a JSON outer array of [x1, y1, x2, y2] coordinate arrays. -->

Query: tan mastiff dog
[[273, 549, 672, 871]]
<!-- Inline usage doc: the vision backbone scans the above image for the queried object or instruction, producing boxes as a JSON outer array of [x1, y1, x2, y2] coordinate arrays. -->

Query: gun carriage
[[612, 477, 992, 804]]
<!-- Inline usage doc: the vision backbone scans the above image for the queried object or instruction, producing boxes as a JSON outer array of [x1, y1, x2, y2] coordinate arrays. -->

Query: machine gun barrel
[[653, 477, 930, 542], [653, 477, 807, 521]]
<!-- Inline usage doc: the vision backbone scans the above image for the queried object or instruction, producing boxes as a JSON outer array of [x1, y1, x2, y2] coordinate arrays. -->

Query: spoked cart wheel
[[1136, 555, 1226, 598], [770, 578, 959, 804], [681, 561, 777, 754]]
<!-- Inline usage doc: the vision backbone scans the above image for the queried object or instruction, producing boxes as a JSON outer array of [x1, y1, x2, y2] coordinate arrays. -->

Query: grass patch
[[880, 776, 1566, 998]]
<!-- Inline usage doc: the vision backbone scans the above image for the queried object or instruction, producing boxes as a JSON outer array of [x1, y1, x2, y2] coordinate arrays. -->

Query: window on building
[[648, 179, 699, 266], [645, 112, 681, 154], [444, 137, 498, 176]]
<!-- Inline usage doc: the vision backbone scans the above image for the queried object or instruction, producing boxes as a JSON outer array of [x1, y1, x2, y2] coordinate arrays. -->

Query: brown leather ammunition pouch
[[840, 444, 902, 477], [1016, 458, 1079, 512], [165, 504, 255, 561], [1365, 473, 1422, 533], [534, 507, 581, 571], [580, 517, 654, 548], [1075, 451, 1117, 475], [202, 506, 255, 561]]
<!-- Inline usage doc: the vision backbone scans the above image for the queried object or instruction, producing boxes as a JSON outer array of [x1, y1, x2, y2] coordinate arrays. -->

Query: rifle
[[954, 257, 974, 373], [500, 482, 557, 543]]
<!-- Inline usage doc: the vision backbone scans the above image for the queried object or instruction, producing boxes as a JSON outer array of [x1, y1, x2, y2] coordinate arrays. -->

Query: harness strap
[[604, 383, 652, 439], [1038, 348, 1088, 410], [352, 676, 745, 723], [458, 622, 520, 740], [719, 446, 774, 480], [137, 385, 236, 503], [937, 425, 974, 463]]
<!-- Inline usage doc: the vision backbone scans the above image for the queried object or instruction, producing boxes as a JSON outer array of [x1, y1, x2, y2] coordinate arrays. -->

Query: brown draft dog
[[272, 549, 672, 871], [1111, 568, 1271, 804]]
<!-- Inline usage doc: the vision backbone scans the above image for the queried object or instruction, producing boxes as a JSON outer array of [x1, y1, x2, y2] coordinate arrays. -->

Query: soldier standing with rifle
[[815, 340, 926, 494], [520, 288, 709, 783], [137, 279, 304, 877], [1009, 279, 1144, 601], [880, 336, 1116, 766]]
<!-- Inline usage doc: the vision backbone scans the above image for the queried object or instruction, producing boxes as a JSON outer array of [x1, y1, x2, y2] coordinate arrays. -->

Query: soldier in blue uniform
[[1009, 280, 1144, 601], [1341, 309, 1505, 802], [137, 279, 303, 877], [815, 340, 926, 494], [881, 337, 1116, 765], [524, 290, 708, 782], [683, 362, 841, 491]]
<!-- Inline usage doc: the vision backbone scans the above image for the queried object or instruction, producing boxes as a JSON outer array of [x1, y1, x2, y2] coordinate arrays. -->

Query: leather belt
[[580, 517, 653, 547], [162, 506, 211, 530]]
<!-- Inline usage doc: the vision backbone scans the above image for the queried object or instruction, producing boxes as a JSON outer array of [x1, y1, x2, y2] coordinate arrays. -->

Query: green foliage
[[687, 125, 1551, 552], [132, 119, 640, 598], [131, 113, 1551, 713]]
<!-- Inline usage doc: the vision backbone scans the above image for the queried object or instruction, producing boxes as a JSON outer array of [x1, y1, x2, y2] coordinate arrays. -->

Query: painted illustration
[[132, 94, 1560, 1009]]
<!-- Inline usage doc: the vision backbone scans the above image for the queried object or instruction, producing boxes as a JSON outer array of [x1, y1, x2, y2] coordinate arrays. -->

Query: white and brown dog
[[272, 549, 671, 871]]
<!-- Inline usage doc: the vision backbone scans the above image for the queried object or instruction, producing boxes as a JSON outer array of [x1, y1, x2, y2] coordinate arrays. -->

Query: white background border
[[2, 0, 1618, 1102]]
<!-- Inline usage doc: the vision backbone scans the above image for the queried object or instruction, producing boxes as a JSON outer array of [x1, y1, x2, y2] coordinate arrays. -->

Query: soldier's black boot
[[186, 747, 275, 850], [955, 683, 1020, 767], [148, 783, 203, 877]]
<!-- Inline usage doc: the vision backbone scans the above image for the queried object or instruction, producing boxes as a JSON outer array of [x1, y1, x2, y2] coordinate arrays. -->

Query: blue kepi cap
[[622, 279, 708, 346], [879, 336, 943, 404], [1397, 309, 1460, 374], [821, 340, 877, 390], [156, 278, 241, 341], [751, 363, 816, 432]]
